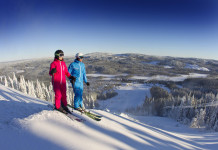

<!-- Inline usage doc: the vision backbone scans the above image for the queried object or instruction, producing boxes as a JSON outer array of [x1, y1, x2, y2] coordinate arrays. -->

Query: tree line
[[0, 73, 96, 109]]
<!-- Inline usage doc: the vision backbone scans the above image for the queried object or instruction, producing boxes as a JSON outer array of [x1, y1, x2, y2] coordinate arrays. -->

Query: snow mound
[[1, 84, 218, 150]]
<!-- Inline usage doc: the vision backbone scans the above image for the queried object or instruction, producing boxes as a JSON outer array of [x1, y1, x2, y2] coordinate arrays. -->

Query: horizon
[[1, 51, 218, 63], [1, 0, 218, 62]]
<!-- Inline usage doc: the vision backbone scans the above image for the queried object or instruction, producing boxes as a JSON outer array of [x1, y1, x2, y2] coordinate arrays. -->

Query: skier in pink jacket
[[49, 50, 75, 114]]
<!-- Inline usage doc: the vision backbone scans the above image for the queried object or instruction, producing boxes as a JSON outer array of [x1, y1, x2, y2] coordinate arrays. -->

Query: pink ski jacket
[[49, 58, 71, 85]]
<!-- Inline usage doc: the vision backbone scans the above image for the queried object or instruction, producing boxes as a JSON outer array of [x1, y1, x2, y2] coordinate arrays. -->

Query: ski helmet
[[75, 53, 84, 59], [55, 50, 64, 59]]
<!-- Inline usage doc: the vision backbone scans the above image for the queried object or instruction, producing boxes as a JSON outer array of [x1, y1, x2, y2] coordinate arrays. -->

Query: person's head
[[55, 50, 64, 61], [75, 53, 84, 62]]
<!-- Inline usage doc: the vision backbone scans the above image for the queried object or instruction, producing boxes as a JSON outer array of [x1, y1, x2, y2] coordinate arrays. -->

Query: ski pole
[[88, 85, 91, 108]]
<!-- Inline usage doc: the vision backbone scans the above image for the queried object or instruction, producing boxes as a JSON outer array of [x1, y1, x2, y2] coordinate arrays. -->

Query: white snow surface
[[131, 73, 208, 82], [87, 73, 208, 81], [16, 70, 25, 73], [98, 83, 152, 112], [164, 65, 173, 69], [1, 84, 218, 150], [87, 74, 127, 80], [185, 64, 210, 71]]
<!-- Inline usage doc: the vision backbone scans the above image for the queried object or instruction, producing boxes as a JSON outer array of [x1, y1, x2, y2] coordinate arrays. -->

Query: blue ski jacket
[[68, 59, 87, 89]]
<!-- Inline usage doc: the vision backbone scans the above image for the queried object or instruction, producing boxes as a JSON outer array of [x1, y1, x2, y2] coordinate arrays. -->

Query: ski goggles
[[59, 53, 64, 57], [56, 53, 64, 57], [79, 56, 84, 59]]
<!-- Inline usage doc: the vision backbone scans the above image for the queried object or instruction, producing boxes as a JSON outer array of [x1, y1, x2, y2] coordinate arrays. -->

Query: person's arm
[[64, 63, 71, 78], [49, 62, 56, 76], [83, 64, 88, 84], [68, 63, 76, 83]]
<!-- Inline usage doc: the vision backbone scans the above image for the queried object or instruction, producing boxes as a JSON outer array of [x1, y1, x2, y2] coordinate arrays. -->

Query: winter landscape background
[[1, 52, 218, 149]]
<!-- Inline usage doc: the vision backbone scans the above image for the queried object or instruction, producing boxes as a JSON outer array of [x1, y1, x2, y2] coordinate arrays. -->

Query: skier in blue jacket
[[68, 53, 90, 111]]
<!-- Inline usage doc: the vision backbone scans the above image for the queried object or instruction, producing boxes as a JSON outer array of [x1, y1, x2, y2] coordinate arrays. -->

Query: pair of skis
[[47, 104, 85, 122], [48, 104, 102, 122], [67, 104, 102, 121], [64, 112, 85, 122]]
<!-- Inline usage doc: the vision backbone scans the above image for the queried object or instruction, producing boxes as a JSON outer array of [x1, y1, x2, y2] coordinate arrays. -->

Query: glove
[[70, 80, 75, 84], [50, 68, 56, 75], [69, 76, 76, 83], [86, 82, 90, 86]]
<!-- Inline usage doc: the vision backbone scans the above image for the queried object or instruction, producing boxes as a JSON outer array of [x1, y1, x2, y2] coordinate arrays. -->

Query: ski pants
[[53, 83, 67, 109], [73, 86, 83, 108]]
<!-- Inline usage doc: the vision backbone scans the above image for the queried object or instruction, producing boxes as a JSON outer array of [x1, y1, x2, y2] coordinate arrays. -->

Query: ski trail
[[99, 83, 152, 112]]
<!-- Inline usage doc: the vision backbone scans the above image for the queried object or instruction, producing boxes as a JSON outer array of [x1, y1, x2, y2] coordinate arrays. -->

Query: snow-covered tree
[[216, 94, 218, 101], [4, 76, 8, 87], [35, 80, 45, 99], [8, 76, 14, 89], [12, 72, 18, 90], [27, 80, 36, 97], [191, 108, 206, 128], [19, 75, 27, 94], [191, 95, 197, 108], [0, 76, 3, 84], [66, 81, 73, 106], [41, 82, 49, 101], [48, 82, 54, 103]]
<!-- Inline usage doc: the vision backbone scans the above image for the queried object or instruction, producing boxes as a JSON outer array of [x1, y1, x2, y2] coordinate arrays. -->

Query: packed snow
[[98, 83, 152, 112], [1, 84, 218, 150]]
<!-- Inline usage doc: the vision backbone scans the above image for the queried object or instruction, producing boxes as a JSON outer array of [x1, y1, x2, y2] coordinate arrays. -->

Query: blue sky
[[0, 0, 218, 62]]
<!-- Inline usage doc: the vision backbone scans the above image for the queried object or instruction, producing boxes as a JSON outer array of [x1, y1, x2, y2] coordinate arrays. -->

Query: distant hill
[[0, 52, 218, 84]]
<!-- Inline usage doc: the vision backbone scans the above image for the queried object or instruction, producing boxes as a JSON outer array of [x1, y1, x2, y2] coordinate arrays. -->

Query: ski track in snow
[[1, 84, 218, 150]]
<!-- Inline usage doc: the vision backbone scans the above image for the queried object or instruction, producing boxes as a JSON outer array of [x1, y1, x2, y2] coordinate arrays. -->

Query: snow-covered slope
[[1, 84, 218, 150], [98, 83, 152, 112]]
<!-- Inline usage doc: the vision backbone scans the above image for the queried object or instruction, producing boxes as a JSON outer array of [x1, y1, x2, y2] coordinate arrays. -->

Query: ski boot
[[63, 105, 72, 114], [74, 107, 85, 113], [55, 106, 68, 114]]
